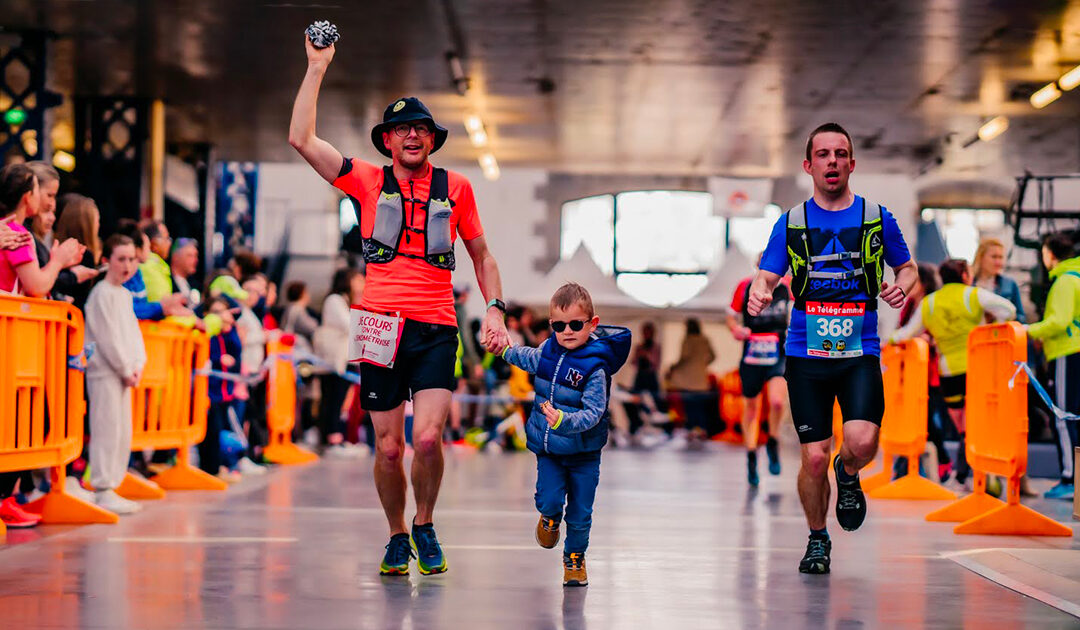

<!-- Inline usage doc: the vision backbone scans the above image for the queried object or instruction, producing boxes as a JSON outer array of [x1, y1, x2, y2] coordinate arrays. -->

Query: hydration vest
[[742, 281, 790, 335], [785, 198, 884, 306], [361, 166, 455, 270]]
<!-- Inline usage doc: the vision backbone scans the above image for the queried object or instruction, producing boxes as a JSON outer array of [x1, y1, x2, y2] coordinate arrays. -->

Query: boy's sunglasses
[[550, 320, 586, 333]]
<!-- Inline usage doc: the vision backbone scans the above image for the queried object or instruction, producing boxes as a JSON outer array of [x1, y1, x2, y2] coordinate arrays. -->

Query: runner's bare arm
[[747, 269, 782, 317], [289, 36, 345, 183], [463, 235, 511, 352], [881, 260, 918, 310]]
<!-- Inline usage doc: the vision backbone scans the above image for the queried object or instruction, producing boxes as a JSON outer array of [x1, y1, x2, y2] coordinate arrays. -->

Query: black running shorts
[[359, 319, 458, 412], [785, 355, 884, 444], [939, 373, 966, 410], [739, 359, 785, 399]]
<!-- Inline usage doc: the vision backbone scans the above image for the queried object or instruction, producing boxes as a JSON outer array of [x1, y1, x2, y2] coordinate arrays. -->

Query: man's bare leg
[[371, 404, 408, 535], [838, 419, 879, 475], [798, 439, 832, 530], [411, 388, 452, 525]]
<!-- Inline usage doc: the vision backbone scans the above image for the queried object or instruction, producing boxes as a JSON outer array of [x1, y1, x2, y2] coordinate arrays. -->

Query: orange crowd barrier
[[716, 371, 743, 444], [926, 322, 1071, 536], [117, 321, 225, 498], [0, 295, 117, 538], [715, 371, 770, 446], [862, 339, 955, 500], [263, 335, 317, 465]]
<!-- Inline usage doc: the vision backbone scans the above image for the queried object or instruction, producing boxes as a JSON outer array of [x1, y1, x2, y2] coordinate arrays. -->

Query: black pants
[[245, 380, 268, 459], [199, 402, 227, 474], [318, 372, 352, 444]]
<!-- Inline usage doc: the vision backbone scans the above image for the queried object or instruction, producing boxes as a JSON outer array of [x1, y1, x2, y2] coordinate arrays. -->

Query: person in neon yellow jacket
[[889, 259, 1016, 486], [1027, 232, 1080, 500], [140, 221, 222, 335]]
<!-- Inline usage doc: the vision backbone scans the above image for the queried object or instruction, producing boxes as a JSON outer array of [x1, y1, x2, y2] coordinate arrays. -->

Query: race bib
[[805, 302, 865, 358], [744, 332, 781, 366], [349, 309, 405, 368]]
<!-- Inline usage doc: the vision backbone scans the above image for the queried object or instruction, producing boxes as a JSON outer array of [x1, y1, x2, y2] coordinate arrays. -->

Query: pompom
[[306, 20, 340, 49]]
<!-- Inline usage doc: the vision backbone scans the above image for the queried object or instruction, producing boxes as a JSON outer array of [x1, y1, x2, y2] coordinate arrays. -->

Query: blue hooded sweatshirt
[[503, 325, 631, 455]]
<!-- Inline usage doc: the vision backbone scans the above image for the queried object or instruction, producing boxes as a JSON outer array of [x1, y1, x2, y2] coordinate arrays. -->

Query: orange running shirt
[[334, 158, 483, 326]]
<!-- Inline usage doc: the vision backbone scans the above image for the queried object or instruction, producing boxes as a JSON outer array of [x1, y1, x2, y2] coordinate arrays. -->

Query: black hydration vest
[[361, 166, 455, 270], [785, 198, 884, 308], [742, 281, 790, 336]]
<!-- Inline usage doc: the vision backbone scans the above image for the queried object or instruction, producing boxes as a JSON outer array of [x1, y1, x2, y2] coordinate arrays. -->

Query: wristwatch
[[487, 298, 506, 313]]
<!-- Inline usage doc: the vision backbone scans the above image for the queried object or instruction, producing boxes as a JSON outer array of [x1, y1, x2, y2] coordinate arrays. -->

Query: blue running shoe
[[411, 522, 448, 575], [380, 533, 414, 575], [1044, 482, 1075, 500], [766, 438, 781, 476]]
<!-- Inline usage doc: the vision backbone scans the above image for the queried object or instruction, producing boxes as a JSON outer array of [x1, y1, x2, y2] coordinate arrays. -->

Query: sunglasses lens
[[569, 320, 585, 331], [551, 321, 566, 333]]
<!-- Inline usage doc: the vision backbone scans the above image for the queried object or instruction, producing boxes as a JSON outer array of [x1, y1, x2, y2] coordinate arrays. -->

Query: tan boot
[[563, 552, 588, 586], [535, 515, 560, 549]]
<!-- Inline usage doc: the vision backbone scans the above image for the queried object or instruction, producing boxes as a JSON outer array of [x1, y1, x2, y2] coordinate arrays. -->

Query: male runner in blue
[[747, 123, 917, 574]]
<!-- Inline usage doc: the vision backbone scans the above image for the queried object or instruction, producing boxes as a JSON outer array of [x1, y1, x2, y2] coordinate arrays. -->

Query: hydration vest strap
[[811, 252, 861, 263], [808, 268, 864, 280], [788, 203, 807, 228]]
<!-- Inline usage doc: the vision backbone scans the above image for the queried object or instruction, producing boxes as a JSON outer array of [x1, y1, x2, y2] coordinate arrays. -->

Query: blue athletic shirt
[[758, 195, 911, 359]]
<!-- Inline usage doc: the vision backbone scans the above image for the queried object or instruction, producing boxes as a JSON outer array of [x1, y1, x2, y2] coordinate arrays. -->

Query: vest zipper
[[545, 349, 568, 453], [405, 180, 414, 244]]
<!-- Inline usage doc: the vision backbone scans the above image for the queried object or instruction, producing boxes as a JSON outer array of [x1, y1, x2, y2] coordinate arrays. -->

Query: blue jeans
[[535, 450, 601, 554]]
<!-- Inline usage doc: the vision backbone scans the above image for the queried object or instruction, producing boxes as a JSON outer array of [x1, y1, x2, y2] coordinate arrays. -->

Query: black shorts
[[785, 355, 884, 444], [739, 359, 786, 398], [358, 319, 458, 412], [939, 374, 966, 410]]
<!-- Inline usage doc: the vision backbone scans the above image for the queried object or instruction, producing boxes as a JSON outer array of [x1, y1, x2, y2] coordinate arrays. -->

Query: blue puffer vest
[[526, 325, 632, 455]]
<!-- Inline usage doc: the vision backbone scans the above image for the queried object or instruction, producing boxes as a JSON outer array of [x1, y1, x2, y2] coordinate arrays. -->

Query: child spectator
[[499, 282, 631, 587], [0, 163, 83, 297], [202, 296, 243, 481], [115, 220, 190, 320], [85, 234, 147, 515], [53, 193, 104, 310]]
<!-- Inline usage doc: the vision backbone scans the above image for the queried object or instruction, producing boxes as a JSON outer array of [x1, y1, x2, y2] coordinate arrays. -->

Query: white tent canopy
[[517, 247, 640, 309], [679, 248, 756, 312]]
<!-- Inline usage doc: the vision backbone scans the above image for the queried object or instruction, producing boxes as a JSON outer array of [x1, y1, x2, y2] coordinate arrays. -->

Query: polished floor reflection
[[1, 446, 1078, 629]]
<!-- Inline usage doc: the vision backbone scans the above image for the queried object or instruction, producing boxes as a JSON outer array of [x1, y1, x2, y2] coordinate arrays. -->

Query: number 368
[[817, 318, 854, 338]]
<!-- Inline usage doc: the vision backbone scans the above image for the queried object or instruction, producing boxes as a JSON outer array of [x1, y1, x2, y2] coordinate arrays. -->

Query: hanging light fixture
[[1031, 82, 1062, 108], [1059, 64, 1080, 91], [478, 152, 500, 181], [464, 113, 488, 148], [977, 116, 1009, 142]]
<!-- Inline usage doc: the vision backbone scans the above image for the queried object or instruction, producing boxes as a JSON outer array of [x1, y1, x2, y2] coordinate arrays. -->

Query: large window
[[728, 203, 782, 259], [561, 195, 614, 275], [921, 208, 1006, 261], [560, 191, 726, 306]]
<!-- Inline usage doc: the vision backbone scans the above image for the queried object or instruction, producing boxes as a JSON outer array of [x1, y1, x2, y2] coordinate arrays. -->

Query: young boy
[[85, 234, 147, 515], [499, 283, 631, 586]]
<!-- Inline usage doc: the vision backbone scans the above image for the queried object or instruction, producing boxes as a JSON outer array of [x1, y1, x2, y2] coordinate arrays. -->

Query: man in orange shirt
[[290, 34, 511, 577]]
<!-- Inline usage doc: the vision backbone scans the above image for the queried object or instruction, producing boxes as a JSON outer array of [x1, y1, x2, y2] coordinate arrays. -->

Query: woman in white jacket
[[314, 268, 366, 456], [85, 234, 147, 515]]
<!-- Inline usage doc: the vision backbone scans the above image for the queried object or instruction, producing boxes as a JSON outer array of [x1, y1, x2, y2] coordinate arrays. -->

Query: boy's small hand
[[540, 401, 560, 428]]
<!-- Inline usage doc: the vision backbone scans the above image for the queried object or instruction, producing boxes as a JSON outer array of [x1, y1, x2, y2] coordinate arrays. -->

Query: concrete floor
[[1, 445, 1078, 629]]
